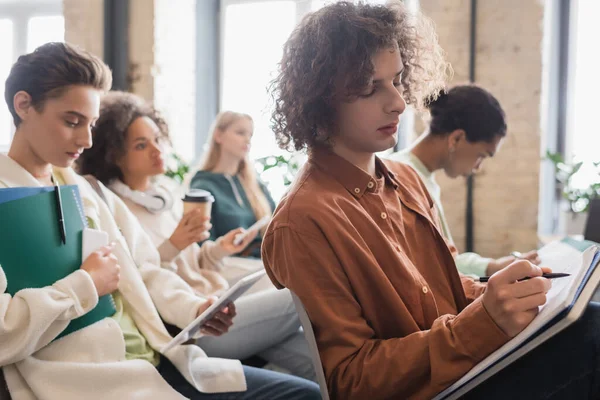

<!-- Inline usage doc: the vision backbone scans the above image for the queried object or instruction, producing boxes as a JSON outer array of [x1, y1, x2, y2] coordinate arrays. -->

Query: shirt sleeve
[[97, 184, 207, 329], [157, 239, 181, 263], [0, 269, 98, 365], [196, 240, 229, 271], [456, 252, 492, 278], [460, 273, 487, 301]]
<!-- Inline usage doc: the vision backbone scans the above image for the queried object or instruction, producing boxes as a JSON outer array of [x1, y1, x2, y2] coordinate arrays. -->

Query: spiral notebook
[[0, 185, 116, 341]]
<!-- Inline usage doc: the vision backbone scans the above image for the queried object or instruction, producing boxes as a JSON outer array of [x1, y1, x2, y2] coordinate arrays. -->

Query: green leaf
[[571, 161, 583, 175], [164, 152, 190, 183], [545, 150, 564, 165]]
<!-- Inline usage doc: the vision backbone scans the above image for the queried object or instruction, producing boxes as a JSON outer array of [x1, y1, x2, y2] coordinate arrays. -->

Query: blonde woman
[[77, 92, 316, 383], [189, 112, 275, 259]]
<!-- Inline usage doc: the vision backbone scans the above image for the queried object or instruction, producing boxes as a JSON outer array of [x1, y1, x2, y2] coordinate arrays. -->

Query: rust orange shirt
[[262, 148, 509, 400]]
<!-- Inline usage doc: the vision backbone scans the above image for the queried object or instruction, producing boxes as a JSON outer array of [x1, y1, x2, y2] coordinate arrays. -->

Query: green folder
[[0, 186, 115, 341]]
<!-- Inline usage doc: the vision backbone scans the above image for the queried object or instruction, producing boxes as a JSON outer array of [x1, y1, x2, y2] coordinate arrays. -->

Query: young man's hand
[[482, 260, 551, 337]]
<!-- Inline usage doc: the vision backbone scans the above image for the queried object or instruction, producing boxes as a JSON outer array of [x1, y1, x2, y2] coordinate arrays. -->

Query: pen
[[54, 184, 66, 245], [478, 272, 571, 283]]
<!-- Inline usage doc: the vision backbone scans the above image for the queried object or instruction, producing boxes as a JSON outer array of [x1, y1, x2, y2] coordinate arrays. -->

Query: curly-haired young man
[[262, 2, 600, 399]]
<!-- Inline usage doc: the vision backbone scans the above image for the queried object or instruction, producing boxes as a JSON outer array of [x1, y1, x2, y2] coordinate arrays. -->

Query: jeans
[[157, 355, 321, 400], [463, 302, 600, 399], [198, 287, 316, 381]]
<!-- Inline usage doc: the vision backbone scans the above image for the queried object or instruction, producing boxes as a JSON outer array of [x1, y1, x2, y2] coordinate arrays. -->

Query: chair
[[291, 292, 330, 400], [584, 198, 600, 243], [0, 369, 11, 400]]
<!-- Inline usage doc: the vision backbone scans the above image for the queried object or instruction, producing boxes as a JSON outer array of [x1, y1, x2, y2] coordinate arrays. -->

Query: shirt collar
[[309, 147, 398, 199], [407, 151, 434, 179]]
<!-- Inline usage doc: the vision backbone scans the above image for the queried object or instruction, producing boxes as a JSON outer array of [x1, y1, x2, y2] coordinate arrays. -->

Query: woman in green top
[[390, 84, 540, 277], [189, 112, 276, 258]]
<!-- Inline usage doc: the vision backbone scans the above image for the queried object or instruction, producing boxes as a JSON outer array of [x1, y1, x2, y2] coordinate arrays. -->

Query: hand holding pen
[[479, 272, 570, 283], [481, 261, 554, 337]]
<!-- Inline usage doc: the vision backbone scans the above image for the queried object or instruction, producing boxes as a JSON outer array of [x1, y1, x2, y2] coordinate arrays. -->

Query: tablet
[[161, 269, 266, 353], [233, 216, 271, 246]]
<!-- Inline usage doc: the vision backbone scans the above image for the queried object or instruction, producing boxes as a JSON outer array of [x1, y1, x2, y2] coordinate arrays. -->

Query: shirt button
[[354, 188, 360, 194], [422, 286, 429, 294], [396, 245, 402, 252], [381, 212, 387, 219], [367, 182, 374, 189]]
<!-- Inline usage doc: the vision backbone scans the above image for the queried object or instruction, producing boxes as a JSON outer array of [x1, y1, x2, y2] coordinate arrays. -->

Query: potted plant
[[255, 153, 305, 200], [163, 150, 304, 201], [164, 152, 191, 184], [546, 150, 600, 234]]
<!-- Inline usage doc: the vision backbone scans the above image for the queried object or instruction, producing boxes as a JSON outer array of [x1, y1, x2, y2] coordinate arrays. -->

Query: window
[[0, 19, 14, 149], [220, 0, 405, 161], [220, 0, 296, 161], [0, 1, 64, 151], [27, 15, 65, 53], [539, 0, 600, 235], [566, 0, 600, 190], [154, 0, 197, 161], [220, 0, 417, 199]]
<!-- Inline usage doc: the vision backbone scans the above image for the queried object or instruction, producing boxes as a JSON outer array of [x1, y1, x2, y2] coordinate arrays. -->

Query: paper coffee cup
[[182, 189, 215, 217]]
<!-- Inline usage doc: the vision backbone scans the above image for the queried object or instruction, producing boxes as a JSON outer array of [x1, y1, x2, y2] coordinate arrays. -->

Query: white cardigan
[[115, 180, 230, 297], [0, 154, 245, 400]]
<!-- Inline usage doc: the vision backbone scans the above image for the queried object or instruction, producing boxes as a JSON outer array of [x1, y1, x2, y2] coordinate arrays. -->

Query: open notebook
[[434, 240, 600, 399]]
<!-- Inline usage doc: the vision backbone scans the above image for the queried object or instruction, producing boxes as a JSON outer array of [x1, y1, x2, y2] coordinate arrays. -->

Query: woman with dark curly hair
[[261, 2, 600, 400], [76, 91, 257, 294], [76, 91, 318, 387]]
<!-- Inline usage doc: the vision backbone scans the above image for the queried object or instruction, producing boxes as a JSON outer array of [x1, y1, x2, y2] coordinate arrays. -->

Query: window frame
[[217, 0, 415, 160], [218, 0, 310, 162], [538, 0, 578, 235], [218, 0, 313, 106], [0, 0, 63, 152]]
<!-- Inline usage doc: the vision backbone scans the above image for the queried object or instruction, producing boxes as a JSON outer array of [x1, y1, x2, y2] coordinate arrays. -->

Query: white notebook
[[82, 228, 109, 260], [434, 241, 600, 400]]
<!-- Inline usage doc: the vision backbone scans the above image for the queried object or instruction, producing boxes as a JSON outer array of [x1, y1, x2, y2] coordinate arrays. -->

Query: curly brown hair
[[269, 1, 449, 151], [75, 91, 170, 184]]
